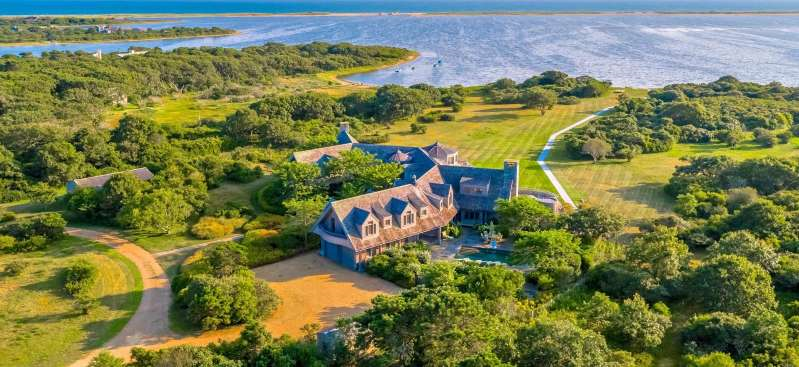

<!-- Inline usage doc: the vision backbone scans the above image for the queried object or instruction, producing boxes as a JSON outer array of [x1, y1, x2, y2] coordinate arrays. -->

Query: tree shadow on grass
[[607, 182, 675, 216], [473, 107, 521, 113], [318, 304, 372, 329], [461, 113, 520, 123]]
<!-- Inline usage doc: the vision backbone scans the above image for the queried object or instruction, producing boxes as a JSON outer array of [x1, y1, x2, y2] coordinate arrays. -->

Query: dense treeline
[[0, 25, 234, 44], [0, 42, 410, 125], [0, 17, 128, 27], [565, 76, 799, 161], [482, 70, 611, 114], [0, 42, 411, 205]]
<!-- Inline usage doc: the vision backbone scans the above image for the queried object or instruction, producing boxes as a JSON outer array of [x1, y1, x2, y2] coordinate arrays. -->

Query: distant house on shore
[[291, 122, 560, 271], [66, 167, 154, 193]]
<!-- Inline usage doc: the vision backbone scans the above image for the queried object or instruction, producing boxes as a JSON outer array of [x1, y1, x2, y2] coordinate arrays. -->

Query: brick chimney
[[504, 160, 519, 198]]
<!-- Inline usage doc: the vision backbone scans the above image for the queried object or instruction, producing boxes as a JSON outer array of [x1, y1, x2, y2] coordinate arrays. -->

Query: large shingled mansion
[[292, 122, 558, 270]]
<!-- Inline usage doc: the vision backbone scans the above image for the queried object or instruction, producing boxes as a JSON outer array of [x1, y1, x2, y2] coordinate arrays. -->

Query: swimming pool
[[455, 247, 511, 264]]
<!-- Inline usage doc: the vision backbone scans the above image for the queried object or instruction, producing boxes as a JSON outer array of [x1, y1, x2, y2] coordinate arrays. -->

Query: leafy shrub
[[10, 235, 48, 253], [365, 244, 431, 288], [88, 352, 126, 367], [439, 113, 455, 121], [791, 124, 799, 137], [0, 210, 15, 223], [416, 115, 436, 123], [177, 271, 280, 330], [442, 223, 462, 238], [753, 128, 777, 147], [238, 229, 304, 267], [64, 260, 98, 298], [0, 212, 66, 243], [3, 260, 27, 276], [0, 235, 14, 252], [777, 131, 792, 144], [191, 217, 242, 239], [410, 123, 427, 134], [243, 214, 285, 231], [558, 96, 580, 105], [226, 162, 263, 183]]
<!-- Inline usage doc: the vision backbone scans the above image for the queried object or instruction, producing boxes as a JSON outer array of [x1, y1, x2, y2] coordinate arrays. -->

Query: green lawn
[[104, 94, 252, 128], [206, 176, 273, 215], [549, 136, 799, 219], [383, 91, 639, 193], [0, 236, 142, 367]]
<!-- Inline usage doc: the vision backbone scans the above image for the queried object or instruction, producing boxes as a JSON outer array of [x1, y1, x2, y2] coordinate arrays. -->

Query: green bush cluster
[[0, 213, 66, 253], [173, 242, 281, 330], [63, 260, 98, 298], [565, 76, 799, 162]]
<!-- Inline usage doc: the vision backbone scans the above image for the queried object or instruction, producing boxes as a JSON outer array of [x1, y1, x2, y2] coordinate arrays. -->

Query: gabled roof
[[291, 143, 353, 164], [70, 167, 153, 189], [337, 129, 358, 144], [388, 149, 412, 163], [439, 165, 511, 211], [423, 141, 457, 162], [313, 184, 457, 252]]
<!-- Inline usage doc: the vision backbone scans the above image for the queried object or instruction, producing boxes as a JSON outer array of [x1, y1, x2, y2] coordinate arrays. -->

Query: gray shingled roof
[[70, 167, 154, 189], [439, 165, 512, 211], [291, 143, 353, 164], [314, 184, 457, 251]]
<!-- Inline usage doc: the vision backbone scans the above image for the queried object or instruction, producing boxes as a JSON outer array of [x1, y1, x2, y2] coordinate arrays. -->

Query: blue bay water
[[7, 1, 799, 15], [3, 14, 799, 88]]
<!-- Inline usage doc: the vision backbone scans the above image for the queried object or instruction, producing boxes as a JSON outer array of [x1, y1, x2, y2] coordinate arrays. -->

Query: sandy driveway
[[151, 253, 401, 350], [65, 230, 399, 365], [65, 228, 176, 367]]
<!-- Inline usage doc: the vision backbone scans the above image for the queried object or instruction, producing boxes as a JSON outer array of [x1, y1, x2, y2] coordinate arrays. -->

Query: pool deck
[[432, 228, 513, 260]]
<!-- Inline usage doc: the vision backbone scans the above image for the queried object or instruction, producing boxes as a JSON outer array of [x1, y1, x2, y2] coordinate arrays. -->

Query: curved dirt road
[[65, 228, 176, 367]]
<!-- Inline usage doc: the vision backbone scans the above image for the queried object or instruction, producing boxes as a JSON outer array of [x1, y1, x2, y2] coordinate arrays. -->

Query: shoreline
[[7, 11, 799, 19], [318, 51, 420, 87], [0, 30, 238, 47]]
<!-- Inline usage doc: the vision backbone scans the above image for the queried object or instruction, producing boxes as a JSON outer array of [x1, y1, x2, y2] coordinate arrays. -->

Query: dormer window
[[365, 221, 377, 236], [420, 207, 428, 218], [402, 211, 415, 226], [384, 218, 392, 227]]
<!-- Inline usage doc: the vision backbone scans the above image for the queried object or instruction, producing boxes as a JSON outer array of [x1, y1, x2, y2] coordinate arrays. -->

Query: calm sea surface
[[8, 1, 799, 15], [2, 13, 799, 87]]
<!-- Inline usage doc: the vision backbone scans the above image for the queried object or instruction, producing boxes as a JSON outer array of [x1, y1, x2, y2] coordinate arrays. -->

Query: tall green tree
[[283, 195, 326, 247], [117, 189, 194, 234], [516, 319, 610, 367], [521, 87, 557, 115], [494, 196, 557, 236], [351, 286, 502, 366], [690, 255, 777, 316], [512, 230, 582, 287]]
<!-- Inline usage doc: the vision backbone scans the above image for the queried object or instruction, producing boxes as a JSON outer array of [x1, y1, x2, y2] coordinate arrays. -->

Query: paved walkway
[[536, 107, 614, 208], [65, 228, 176, 367]]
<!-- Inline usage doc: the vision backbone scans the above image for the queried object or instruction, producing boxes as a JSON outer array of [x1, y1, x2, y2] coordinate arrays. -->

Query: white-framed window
[[420, 207, 427, 217], [384, 218, 391, 227], [403, 211, 415, 226], [365, 221, 377, 236]]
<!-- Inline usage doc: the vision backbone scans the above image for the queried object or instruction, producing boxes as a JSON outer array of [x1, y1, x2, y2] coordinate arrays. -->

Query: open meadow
[[0, 237, 142, 367], [382, 92, 637, 193], [549, 136, 799, 219]]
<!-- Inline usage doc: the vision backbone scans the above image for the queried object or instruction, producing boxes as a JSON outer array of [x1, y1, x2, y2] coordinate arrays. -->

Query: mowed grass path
[[383, 93, 628, 192], [549, 136, 799, 219], [0, 237, 142, 367]]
